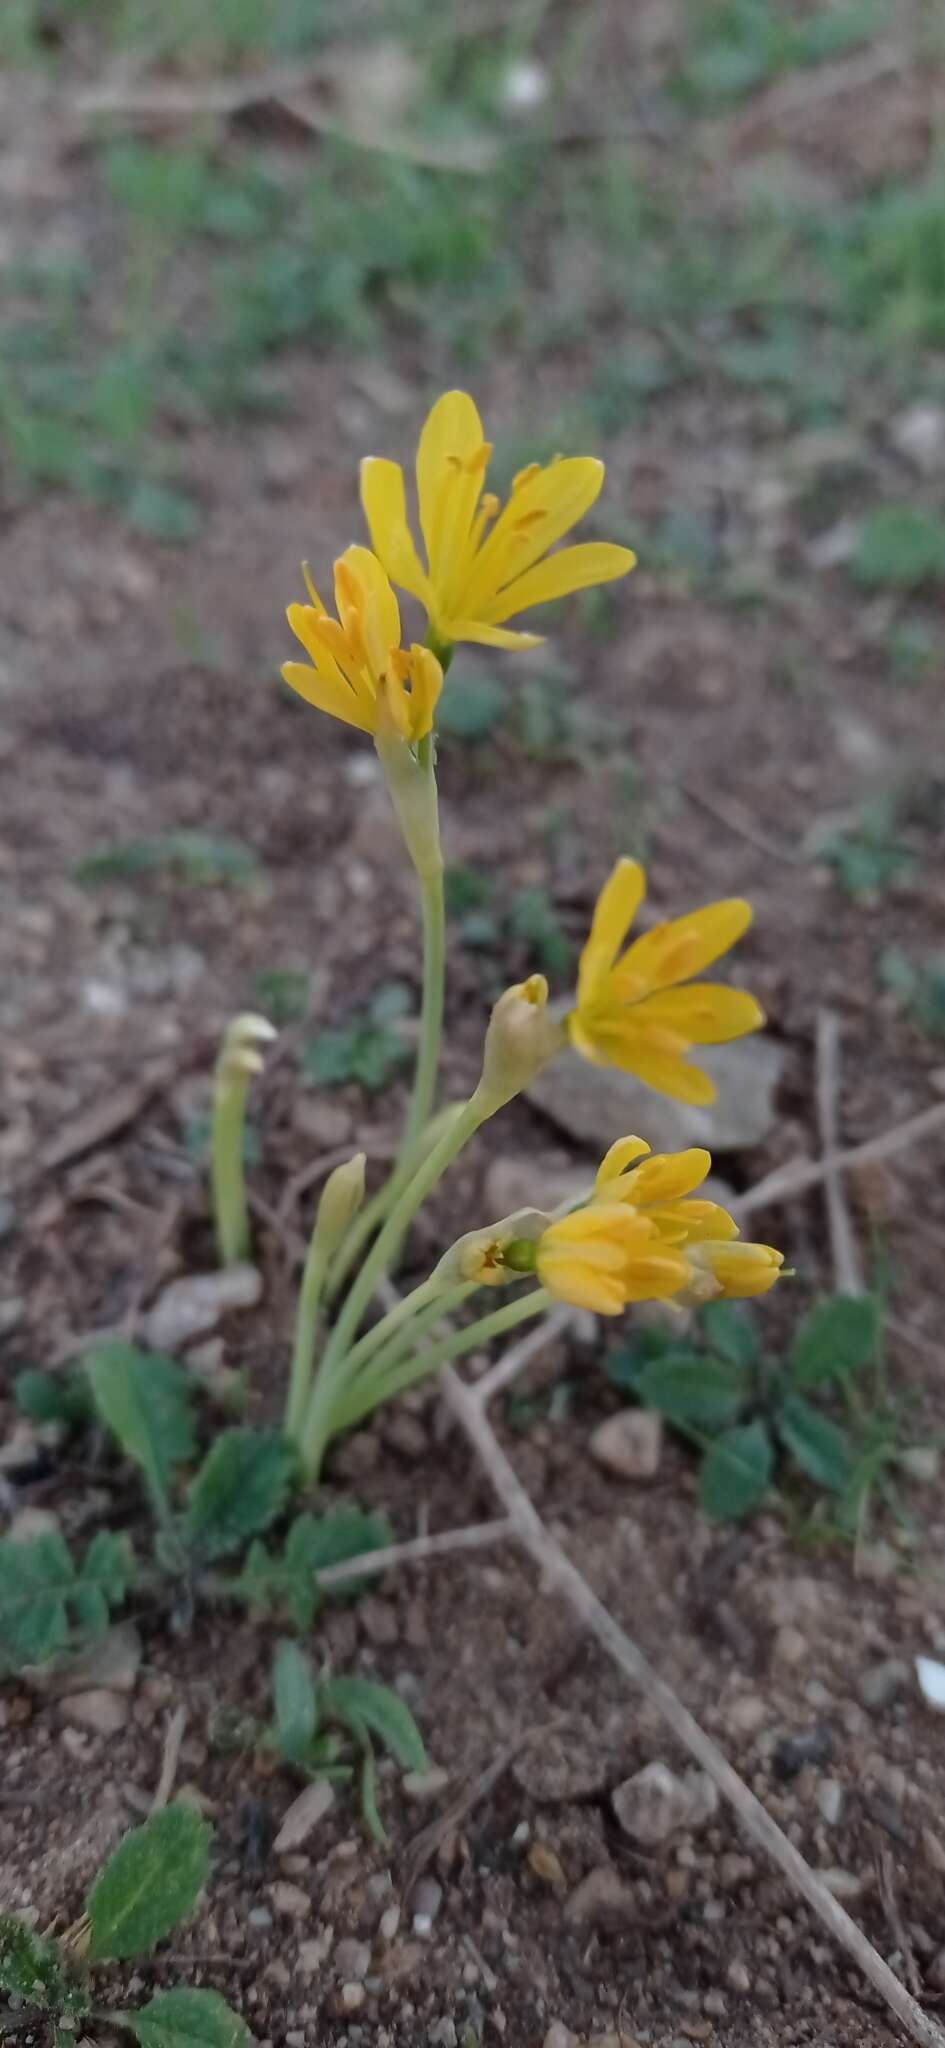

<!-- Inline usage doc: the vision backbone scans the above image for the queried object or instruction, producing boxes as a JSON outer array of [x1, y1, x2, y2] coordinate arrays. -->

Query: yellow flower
[[536, 1205, 690, 1317], [682, 1239, 785, 1302], [593, 1136, 739, 1246], [282, 545, 442, 743], [360, 389, 636, 652], [569, 859, 764, 1105]]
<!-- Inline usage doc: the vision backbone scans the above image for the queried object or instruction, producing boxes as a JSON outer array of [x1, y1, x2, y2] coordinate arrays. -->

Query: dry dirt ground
[[2, 26, 945, 2046]]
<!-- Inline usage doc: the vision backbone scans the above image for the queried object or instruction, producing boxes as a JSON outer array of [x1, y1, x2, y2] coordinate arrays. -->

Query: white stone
[[590, 1409, 663, 1481], [612, 1761, 715, 1845], [916, 1655, 945, 1711], [528, 1036, 784, 1155], [273, 1780, 336, 1853], [145, 1265, 261, 1350], [57, 1688, 129, 1735]]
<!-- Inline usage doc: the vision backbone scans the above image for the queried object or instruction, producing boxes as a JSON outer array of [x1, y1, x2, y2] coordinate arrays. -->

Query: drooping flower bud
[[476, 976, 564, 1114], [315, 1153, 367, 1253]]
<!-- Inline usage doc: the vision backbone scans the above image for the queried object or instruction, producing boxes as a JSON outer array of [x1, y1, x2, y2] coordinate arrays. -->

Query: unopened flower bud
[[316, 1153, 366, 1252], [215, 1012, 277, 1094], [476, 976, 564, 1114]]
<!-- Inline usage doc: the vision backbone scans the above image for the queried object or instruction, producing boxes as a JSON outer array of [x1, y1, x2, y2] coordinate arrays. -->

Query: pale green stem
[[332, 1288, 552, 1434], [299, 1281, 476, 1480], [212, 1074, 249, 1267], [343, 1282, 475, 1394], [403, 865, 447, 1167], [284, 1234, 331, 1444], [318, 1089, 488, 1387], [336, 1273, 451, 1383]]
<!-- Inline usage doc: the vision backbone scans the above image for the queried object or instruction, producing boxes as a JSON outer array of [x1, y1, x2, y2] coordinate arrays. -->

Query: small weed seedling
[[304, 983, 413, 1092], [6, 1344, 389, 1672], [807, 793, 915, 897], [609, 1292, 902, 1529], [264, 1640, 426, 1842], [880, 946, 945, 1040], [0, 1804, 248, 2047]]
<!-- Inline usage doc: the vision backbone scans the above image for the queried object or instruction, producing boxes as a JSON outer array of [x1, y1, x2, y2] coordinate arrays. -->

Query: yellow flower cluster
[[277, 387, 785, 1351], [461, 1136, 783, 1318]]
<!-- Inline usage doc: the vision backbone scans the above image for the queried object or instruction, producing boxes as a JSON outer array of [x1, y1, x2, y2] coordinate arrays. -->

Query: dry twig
[[151, 1704, 188, 1813], [440, 1363, 945, 2048], [815, 1008, 865, 1295], [312, 1516, 517, 1592], [733, 1100, 945, 1221]]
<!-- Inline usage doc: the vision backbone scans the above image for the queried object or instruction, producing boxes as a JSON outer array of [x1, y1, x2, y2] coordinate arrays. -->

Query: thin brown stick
[[151, 1704, 188, 1813], [312, 1516, 517, 1590], [815, 1009, 864, 1296], [441, 1364, 945, 2048], [679, 781, 800, 864], [469, 1306, 574, 1408], [733, 1100, 945, 1220], [400, 1735, 532, 1900]]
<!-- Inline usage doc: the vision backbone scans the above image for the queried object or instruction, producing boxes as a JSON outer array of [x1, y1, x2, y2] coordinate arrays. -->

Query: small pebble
[[273, 1780, 335, 1853], [340, 1982, 366, 2013], [726, 1958, 751, 1994], [379, 1904, 401, 1943], [772, 1724, 833, 1779], [589, 1408, 663, 1481], [916, 1656, 945, 1712], [56, 1689, 130, 1736], [859, 1659, 911, 1713], [819, 1867, 865, 1900], [543, 2026, 579, 2048], [268, 1881, 311, 1921], [247, 1908, 273, 1932], [335, 1940, 371, 1981], [430, 2022, 458, 2048], [816, 1779, 844, 1826], [411, 1876, 443, 1935]]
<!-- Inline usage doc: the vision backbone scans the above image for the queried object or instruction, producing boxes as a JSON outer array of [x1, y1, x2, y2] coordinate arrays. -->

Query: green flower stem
[[343, 1282, 475, 1393], [336, 1273, 456, 1383], [311, 1090, 488, 1412], [212, 1073, 250, 1267], [298, 1281, 476, 1480], [403, 865, 446, 1164], [284, 1236, 331, 1445], [333, 1288, 553, 1434]]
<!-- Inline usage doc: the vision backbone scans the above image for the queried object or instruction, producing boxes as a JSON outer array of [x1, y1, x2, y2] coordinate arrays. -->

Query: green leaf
[[0, 1916, 86, 2017], [113, 1988, 250, 2048], [125, 480, 202, 542], [272, 1639, 317, 1761], [15, 1368, 91, 1429], [700, 1300, 760, 1368], [789, 1295, 880, 1387], [437, 671, 506, 739], [776, 1396, 853, 1493], [86, 1806, 212, 1962], [852, 505, 945, 590], [316, 1677, 426, 1770], [638, 1354, 747, 1430], [234, 1510, 390, 1630], [85, 1341, 197, 1507], [699, 1421, 773, 1521], [183, 1429, 296, 1558], [0, 1527, 133, 1671], [359, 1748, 386, 1846]]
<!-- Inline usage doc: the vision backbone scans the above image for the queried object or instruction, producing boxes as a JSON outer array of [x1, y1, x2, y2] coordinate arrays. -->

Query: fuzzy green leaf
[[272, 1639, 318, 1761], [235, 1509, 390, 1630], [86, 1806, 212, 1962], [700, 1300, 760, 1368], [183, 1429, 296, 1558], [112, 1989, 250, 2048], [117, 1992, 247, 2048], [0, 1527, 134, 1671], [15, 1368, 91, 1429], [789, 1295, 880, 1387], [637, 1354, 747, 1429], [0, 1916, 87, 2017], [699, 1421, 773, 1521], [85, 1342, 197, 1506], [776, 1396, 853, 1493], [317, 1676, 426, 1770]]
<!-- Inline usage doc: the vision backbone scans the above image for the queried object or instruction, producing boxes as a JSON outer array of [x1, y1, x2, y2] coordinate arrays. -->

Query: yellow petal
[[446, 618, 545, 650], [280, 662, 375, 733], [595, 1135, 651, 1191], [633, 984, 765, 1046], [694, 1241, 784, 1298], [650, 1199, 739, 1244], [483, 541, 637, 624], [538, 1253, 628, 1314], [415, 389, 486, 588], [464, 456, 604, 613], [568, 1009, 719, 1105], [617, 900, 753, 995], [623, 1249, 691, 1300], [360, 458, 431, 604], [622, 1148, 712, 1204], [576, 858, 646, 1009], [334, 545, 401, 669], [286, 603, 353, 684]]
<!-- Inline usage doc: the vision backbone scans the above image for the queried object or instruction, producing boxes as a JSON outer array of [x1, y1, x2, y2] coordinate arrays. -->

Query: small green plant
[[808, 794, 915, 896], [74, 831, 259, 889], [9, 1344, 390, 1669], [852, 505, 945, 590], [0, 1805, 248, 2046], [253, 966, 311, 1025], [264, 1640, 427, 1843], [880, 946, 945, 1038], [609, 1293, 887, 1524], [304, 983, 413, 1092]]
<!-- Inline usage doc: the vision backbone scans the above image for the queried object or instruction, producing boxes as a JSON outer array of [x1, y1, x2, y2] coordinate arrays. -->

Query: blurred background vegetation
[[2, 0, 944, 584]]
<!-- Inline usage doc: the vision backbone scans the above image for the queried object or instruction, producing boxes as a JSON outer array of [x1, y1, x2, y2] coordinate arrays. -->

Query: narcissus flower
[[360, 389, 636, 653], [569, 859, 764, 1105], [282, 545, 442, 743], [681, 1239, 785, 1302], [535, 1206, 690, 1316], [593, 1136, 739, 1246]]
